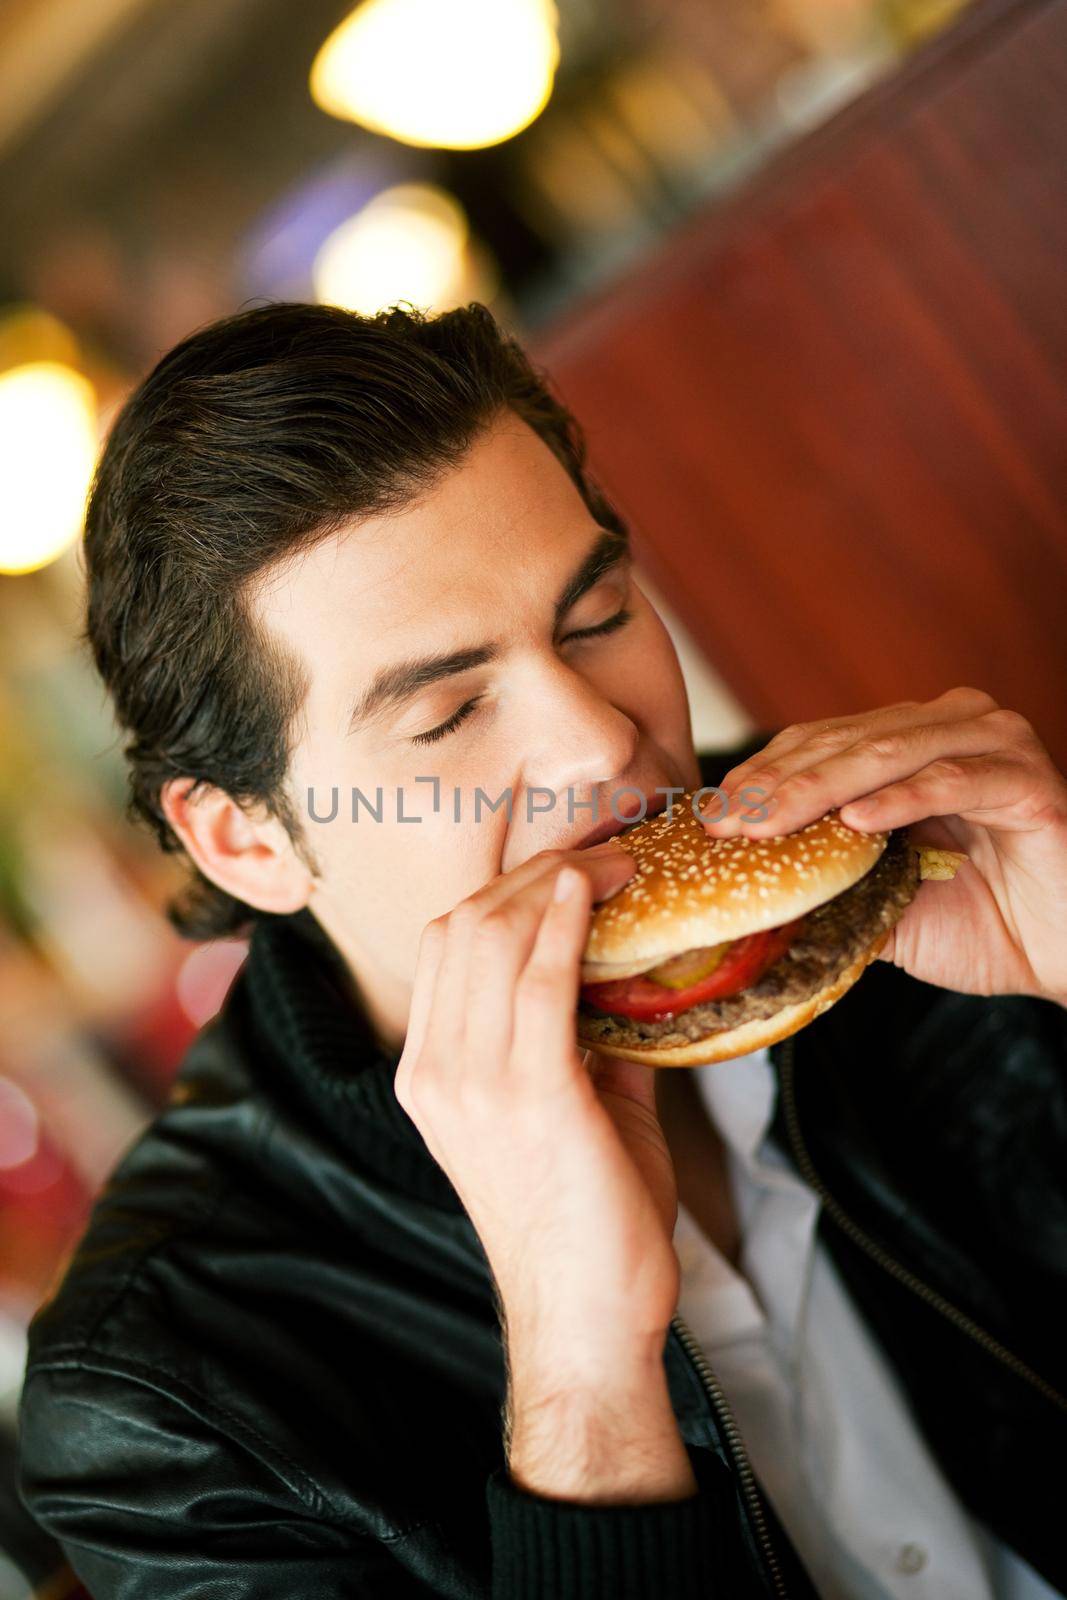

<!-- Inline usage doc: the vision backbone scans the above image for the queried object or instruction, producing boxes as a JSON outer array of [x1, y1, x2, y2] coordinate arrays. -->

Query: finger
[[510, 865, 595, 1091], [459, 851, 633, 1059], [753, 715, 1009, 834], [459, 876, 570, 1064], [401, 918, 448, 1059], [706, 701, 1009, 836], [710, 688, 999, 818], [709, 703, 922, 800], [577, 843, 641, 902], [424, 870, 539, 1079], [833, 752, 1049, 835], [394, 915, 449, 1108], [428, 845, 631, 1073], [587, 1049, 658, 1117], [434, 846, 634, 1030], [459, 839, 636, 926]]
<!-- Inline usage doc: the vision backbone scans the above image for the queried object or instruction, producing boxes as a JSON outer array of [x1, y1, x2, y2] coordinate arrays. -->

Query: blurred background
[[3, 0, 1067, 1591]]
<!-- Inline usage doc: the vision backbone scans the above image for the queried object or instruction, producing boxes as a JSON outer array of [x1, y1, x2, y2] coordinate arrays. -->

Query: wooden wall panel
[[535, 0, 1067, 772]]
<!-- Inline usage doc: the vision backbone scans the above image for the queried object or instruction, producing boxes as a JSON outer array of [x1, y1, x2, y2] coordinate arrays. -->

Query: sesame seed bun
[[580, 796, 890, 984], [574, 797, 920, 1068]]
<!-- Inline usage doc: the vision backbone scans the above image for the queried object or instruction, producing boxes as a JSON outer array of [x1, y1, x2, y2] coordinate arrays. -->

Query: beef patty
[[577, 826, 920, 1051]]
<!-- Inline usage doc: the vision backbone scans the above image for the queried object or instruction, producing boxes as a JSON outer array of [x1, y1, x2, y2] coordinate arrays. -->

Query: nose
[[518, 655, 637, 816]]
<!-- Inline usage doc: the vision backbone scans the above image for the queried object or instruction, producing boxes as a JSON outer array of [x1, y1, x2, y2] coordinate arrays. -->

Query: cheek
[[306, 765, 512, 938], [615, 598, 692, 731]]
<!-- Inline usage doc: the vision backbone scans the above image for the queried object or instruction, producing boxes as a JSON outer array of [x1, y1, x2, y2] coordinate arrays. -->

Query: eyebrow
[[346, 524, 631, 734]]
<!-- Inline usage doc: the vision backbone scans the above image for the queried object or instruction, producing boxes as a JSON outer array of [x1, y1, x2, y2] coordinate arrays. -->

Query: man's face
[[251, 409, 700, 1045]]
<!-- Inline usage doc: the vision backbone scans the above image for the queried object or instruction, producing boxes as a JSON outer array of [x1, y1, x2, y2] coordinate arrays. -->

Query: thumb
[[584, 1048, 658, 1115], [585, 1050, 678, 1240]]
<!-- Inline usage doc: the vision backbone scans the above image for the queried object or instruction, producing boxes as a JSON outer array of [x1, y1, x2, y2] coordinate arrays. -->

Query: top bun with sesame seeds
[[575, 794, 923, 1066], [581, 798, 888, 979]]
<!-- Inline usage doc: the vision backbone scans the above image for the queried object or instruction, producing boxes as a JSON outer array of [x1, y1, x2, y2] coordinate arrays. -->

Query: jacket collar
[[241, 906, 467, 1213]]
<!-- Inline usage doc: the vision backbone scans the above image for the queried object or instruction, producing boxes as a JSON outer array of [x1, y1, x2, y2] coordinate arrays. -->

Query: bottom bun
[[578, 929, 891, 1067]]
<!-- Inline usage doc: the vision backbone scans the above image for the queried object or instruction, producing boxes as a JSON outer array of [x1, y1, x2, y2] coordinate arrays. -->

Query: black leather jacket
[[17, 743, 1067, 1598]]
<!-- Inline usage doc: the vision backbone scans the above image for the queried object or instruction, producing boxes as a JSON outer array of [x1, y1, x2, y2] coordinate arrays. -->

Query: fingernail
[[846, 796, 877, 817], [595, 878, 632, 902], [553, 866, 580, 902], [699, 805, 732, 826], [699, 800, 733, 826], [698, 786, 731, 814]]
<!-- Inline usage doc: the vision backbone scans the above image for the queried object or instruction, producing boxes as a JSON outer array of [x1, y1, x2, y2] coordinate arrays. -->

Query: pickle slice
[[645, 942, 731, 990]]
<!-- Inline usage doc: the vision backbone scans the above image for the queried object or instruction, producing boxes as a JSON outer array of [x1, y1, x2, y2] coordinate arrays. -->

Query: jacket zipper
[[669, 1310, 790, 1599], [776, 1033, 1067, 1414]]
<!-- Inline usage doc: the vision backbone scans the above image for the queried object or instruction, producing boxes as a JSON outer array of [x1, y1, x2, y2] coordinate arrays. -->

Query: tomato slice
[[580, 915, 808, 1021]]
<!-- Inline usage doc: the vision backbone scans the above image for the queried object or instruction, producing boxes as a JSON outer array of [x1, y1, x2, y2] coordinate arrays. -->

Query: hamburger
[[576, 794, 962, 1066]]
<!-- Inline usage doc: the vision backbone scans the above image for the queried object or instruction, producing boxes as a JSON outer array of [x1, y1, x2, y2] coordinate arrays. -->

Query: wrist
[[506, 1353, 696, 1504], [505, 1320, 670, 1399]]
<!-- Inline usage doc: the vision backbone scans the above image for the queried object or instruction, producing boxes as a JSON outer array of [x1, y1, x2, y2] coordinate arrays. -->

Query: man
[[16, 300, 1067, 1598]]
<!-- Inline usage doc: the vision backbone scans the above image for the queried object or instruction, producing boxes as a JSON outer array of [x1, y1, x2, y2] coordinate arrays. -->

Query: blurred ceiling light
[[313, 182, 471, 313], [309, 0, 560, 150], [0, 359, 98, 577], [0, 305, 80, 371]]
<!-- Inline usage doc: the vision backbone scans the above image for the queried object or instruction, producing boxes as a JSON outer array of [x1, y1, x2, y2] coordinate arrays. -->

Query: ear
[[160, 777, 313, 915]]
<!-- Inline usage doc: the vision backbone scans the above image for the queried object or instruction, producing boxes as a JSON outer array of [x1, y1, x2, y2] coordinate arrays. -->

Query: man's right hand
[[394, 845, 697, 1504]]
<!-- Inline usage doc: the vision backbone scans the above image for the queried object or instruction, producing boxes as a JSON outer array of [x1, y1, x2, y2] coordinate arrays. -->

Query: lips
[[574, 792, 670, 851]]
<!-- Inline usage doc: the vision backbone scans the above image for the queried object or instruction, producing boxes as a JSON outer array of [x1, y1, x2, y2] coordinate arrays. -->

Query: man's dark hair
[[82, 299, 628, 941]]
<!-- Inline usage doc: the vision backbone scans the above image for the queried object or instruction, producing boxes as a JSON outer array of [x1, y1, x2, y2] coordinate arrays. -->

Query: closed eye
[[409, 695, 485, 747], [407, 608, 634, 747], [561, 606, 633, 643]]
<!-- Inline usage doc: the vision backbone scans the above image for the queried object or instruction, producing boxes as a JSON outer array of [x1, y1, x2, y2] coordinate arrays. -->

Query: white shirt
[[673, 1045, 1061, 1600]]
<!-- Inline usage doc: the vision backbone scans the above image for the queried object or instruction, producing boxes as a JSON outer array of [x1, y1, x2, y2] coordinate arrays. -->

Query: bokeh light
[[313, 182, 471, 313], [309, 0, 560, 150], [0, 359, 98, 577]]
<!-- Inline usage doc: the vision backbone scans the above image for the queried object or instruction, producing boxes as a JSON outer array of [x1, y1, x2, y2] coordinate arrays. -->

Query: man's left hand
[[699, 687, 1067, 1008]]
